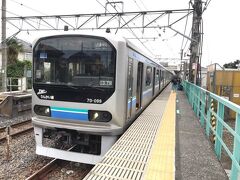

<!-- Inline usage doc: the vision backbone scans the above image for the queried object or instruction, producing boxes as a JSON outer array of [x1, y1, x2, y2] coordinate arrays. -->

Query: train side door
[[152, 67, 156, 96], [136, 62, 143, 111], [127, 58, 134, 120], [159, 69, 162, 90]]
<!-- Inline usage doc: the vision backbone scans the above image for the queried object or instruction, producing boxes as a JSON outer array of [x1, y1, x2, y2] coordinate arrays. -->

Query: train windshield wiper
[[66, 84, 79, 90], [66, 85, 105, 92], [85, 85, 105, 92]]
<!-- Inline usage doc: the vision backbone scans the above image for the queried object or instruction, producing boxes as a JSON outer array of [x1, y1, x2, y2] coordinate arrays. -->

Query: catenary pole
[[2, 0, 7, 91], [189, 0, 202, 85]]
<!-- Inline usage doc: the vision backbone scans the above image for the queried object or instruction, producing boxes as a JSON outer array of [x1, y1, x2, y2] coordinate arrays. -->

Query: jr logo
[[37, 89, 47, 95]]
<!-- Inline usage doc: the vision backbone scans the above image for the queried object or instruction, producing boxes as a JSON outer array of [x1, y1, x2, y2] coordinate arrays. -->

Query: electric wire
[[9, 0, 48, 16], [180, 2, 191, 51], [103, 0, 155, 56], [0, 30, 21, 44], [5, 0, 197, 59], [2, 8, 56, 30], [133, 0, 192, 59], [95, 0, 107, 11], [130, 0, 159, 55], [179, 1, 191, 71], [203, 0, 212, 13], [183, 29, 192, 51], [131, 0, 182, 57], [131, 0, 164, 38], [138, 0, 148, 11], [7, 0, 56, 31], [132, 0, 143, 12]]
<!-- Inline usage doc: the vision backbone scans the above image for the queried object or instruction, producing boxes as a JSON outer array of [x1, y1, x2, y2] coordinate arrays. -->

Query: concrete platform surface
[[175, 91, 228, 180]]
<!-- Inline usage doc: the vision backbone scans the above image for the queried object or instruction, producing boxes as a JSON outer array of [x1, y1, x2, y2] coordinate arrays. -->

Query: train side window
[[145, 66, 152, 87]]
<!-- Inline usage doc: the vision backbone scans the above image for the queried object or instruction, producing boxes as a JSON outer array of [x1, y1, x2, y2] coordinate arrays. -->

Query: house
[[14, 38, 32, 61], [0, 38, 32, 69]]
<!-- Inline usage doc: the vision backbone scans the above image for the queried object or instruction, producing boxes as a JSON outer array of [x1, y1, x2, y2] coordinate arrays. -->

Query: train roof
[[32, 32, 172, 73], [32, 31, 126, 46]]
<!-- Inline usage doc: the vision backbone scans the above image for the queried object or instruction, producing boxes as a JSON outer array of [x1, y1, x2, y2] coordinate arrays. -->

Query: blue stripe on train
[[51, 107, 88, 121]]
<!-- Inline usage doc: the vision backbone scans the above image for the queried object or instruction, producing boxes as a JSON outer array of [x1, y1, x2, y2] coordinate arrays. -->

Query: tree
[[6, 38, 23, 65], [223, 60, 240, 69], [7, 60, 32, 78]]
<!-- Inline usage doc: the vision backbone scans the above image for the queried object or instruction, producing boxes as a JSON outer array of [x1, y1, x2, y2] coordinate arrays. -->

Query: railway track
[[26, 146, 92, 179], [26, 158, 61, 180], [0, 119, 33, 142]]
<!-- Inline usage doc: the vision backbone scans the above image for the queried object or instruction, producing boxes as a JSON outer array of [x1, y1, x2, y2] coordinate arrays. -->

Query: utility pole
[[189, 0, 202, 85], [2, 0, 7, 91]]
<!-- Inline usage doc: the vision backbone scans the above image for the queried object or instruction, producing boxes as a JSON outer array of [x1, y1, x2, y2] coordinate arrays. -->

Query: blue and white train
[[32, 32, 172, 164]]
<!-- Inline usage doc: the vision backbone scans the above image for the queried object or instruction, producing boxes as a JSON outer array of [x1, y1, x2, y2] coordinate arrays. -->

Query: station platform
[[175, 91, 227, 179], [84, 85, 228, 180]]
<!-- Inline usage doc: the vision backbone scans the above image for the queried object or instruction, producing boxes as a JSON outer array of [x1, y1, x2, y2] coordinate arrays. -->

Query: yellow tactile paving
[[143, 91, 176, 180], [84, 87, 174, 180]]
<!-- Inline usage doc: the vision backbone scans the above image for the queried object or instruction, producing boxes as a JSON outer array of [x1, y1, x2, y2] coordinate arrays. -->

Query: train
[[32, 32, 173, 164]]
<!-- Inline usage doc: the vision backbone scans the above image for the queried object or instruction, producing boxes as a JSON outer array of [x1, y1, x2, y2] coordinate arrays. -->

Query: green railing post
[[197, 87, 201, 118], [195, 86, 197, 114], [215, 102, 224, 159], [190, 84, 193, 106], [200, 91, 206, 127], [206, 94, 211, 137], [190, 84, 193, 107], [193, 86, 197, 114], [230, 113, 240, 180]]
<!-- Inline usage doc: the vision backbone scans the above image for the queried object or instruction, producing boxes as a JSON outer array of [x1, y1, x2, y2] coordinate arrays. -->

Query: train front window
[[33, 36, 116, 89]]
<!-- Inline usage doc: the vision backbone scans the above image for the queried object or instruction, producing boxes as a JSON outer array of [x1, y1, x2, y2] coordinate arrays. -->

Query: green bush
[[7, 60, 32, 78]]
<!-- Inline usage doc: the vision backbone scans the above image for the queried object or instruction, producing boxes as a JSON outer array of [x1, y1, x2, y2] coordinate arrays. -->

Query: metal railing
[[183, 80, 240, 180], [5, 77, 32, 92], [7, 77, 23, 92]]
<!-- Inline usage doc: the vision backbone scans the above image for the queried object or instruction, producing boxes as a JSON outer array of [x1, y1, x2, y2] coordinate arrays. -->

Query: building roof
[[0, 38, 32, 52]]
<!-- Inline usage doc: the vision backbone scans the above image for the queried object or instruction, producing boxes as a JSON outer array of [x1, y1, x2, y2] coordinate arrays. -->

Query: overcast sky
[[3, 0, 240, 67]]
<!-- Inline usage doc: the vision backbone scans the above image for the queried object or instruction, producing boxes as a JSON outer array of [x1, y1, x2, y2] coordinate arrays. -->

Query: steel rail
[[0, 119, 33, 142], [26, 146, 78, 180], [11, 119, 32, 128], [26, 158, 61, 180]]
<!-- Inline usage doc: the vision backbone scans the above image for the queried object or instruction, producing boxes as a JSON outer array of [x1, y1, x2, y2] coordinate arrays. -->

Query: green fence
[[183, 80, 240, 180]]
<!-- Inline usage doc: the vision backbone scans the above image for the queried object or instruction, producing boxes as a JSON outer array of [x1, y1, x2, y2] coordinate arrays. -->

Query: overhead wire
[[180, 1, 191, 51], [131, 0, 181, 56], [133, 0, 188, 59], [95, 0, 107, 10], [131, 0, 167, 38], [6, 0, 198, 58], [9, 0, 48, 16], [100, 0, 155, 56], [203, 0, 212, 13], [6, 0, 57, 32], [132, 0, 144, 12], [0, 30, 21, 44], [2, 8, 55, 30], [179, 1, 192, 71], [183, 29, 192, 53], [130, 0, 160, 55], [138, 0, 148, 11]]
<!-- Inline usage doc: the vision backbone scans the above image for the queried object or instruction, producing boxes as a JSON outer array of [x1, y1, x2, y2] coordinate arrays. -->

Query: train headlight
[[34, 105, 51, 117], [89, 110, 112, 122], [93, 112, 99, 119]]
